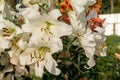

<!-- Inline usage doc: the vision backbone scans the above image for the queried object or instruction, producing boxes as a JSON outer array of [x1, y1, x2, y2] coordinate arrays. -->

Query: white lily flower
[[69, 10, 96, 68], [34, 52, 61, 77], [68, 10, 97, 36], [0, 19, 23, 40], [68, 7, 98, 68], [78, 28, 96, 68], [68, 11, 85, 35], [21, 12, 72, 54], [16, 4, 40, 23], [19, 10, 72, 77], [22, 9, 72, 39], [19, 47, 61, 77], [8, 32, 31, 65], [28, 32, 63, 54]]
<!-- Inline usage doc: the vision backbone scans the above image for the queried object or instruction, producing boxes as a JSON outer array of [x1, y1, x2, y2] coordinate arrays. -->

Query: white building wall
[[99, 13, 120, 36]]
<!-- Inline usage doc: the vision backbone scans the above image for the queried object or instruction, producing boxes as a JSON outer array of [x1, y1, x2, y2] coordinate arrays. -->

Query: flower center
[[41, 21, 54, 34], [2, 28, 15, 37], [34, 47, 50, 60]]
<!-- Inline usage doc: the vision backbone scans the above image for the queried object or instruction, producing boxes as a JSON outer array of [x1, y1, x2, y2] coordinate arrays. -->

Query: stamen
[[30, 53, 34, 61], [41, 38, 44, 41], [48, 37, 50, 41], [2, 28, 10, 33], [34, 50, 36, 54], [2, 28, 8, 30], [41, 28, 44, 31], [37, 61, 39, 67], [3, 34, 10, 36], [40, 57, 44, 61], [49, 31, 53, 35]]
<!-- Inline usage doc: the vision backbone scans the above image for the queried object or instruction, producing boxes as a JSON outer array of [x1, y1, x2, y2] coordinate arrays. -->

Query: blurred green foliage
[[102, 0, 120, 14]]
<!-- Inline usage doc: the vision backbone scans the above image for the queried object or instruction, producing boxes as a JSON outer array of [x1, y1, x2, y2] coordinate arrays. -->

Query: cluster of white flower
[[0, 0, 106, 78]]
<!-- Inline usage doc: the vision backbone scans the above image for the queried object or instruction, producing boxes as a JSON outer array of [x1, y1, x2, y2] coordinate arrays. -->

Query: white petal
[[74, 5, 85, 14], [35, 61, 45, 77], [15, 65, 27, 75], [19, 48, 37, 65], [22, 0, 30, 6], [84, 47, 95, 58], [48, 9, 62, 20], [0, 72, 4, 80], [70, 0, 87, 13], [87, 10, 97, 19], [50, 22, 72, 37], [3, 64, 14, 73], [17, 39, 28, 50], [80, 28, 96, 47], [8, 46, 17, 57], [0, 37, 10, 49], [86, 58, 95, 69], [45, 52, 61, 75], [22, 23, 41, 33], [83, 47, 96, 68], [87, 0, 96, 6], [100, 46, 107, 57], [20, 5, 41, 23], [28, 32, 47, 46], [50, 37, 63, 53], [10, 55, 19, 65], [95, 27, 105, 34], [70, 0, 88, 5], [68, 11, 87, 35]]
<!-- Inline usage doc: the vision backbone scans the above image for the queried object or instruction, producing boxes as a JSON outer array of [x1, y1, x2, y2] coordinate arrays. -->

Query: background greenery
[[102, 0, 120, 14]]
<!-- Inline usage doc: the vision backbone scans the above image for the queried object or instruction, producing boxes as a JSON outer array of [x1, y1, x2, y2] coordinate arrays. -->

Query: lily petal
[[19, 48, 37, 65], [48, 9, 62, 20], [35, 61, 45, 77], [50, 37, 63, 53], [45, 52, 61, 75]]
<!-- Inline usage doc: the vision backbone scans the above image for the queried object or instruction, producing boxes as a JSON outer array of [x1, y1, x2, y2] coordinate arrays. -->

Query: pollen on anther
[[49, 31, 53, 35], [41, 38, 44, 41], [30, 53, 34, 61], [37, 61, 39, 67]]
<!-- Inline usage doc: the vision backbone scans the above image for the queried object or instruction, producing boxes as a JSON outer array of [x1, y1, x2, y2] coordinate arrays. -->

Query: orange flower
[[88, 17, 105, 32], [89, 0, 102, 14], [55, 0, 73, 13], [115, 53, 120, 60]]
